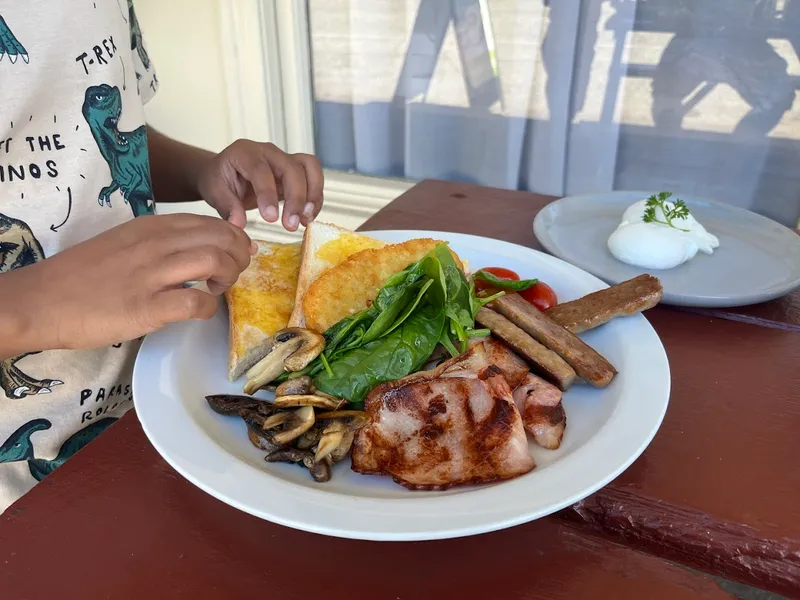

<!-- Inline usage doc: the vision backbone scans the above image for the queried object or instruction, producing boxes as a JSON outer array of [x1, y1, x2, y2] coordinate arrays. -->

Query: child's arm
[[146, 127, 324, 232], [146, 128, 214, 204], [0, 213, 254, 360]]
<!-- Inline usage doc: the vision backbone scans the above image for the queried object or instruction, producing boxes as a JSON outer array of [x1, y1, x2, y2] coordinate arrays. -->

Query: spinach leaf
[[420, 254, 447, 308], [436, 246, 470, 300], [370, 267, 417, 313], [426, 243, 485, 354], [362, 281, 419, 344], [321, 253, 432, 355], [383, 278, 433, 337], [314, 305, 445, 405], [324, 312, 371, 356], [445, 308, 469, 355], [325, 314, 373, 361], [438, 329, 460, 358], [473, 270, 538, 291], [467, 277, 505, 318]]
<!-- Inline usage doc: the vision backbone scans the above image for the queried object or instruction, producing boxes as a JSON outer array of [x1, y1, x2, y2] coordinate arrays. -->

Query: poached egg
[[607, 198, 719, 270]]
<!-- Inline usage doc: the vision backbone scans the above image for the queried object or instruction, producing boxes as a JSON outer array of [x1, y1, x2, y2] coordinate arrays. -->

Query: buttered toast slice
[[224, 240, 302, 381], [288, 222, 386, 328], [303, 238, 464, 334]]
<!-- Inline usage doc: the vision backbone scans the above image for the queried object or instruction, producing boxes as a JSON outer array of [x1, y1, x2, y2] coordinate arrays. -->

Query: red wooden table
[[0, 180, 797, 600]]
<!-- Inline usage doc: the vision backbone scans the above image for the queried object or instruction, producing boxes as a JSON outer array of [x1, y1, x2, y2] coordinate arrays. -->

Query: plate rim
[[532, 190, 800, 308], [133, 229, 671, 541]]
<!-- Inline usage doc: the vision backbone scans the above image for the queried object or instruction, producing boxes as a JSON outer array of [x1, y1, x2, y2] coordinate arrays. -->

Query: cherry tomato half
[[473, 267, 519, 293], [520, 281, 558, 311]]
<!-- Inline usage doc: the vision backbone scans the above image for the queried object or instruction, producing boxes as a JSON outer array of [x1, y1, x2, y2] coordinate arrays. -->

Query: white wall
[[136, 0, 234, 153]]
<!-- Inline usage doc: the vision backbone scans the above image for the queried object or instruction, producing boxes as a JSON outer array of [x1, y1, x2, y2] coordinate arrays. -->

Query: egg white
[[608, 199, 719, 270]]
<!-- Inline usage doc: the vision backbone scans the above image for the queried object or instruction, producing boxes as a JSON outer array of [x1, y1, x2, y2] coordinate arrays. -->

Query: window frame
[[214, 0, 411, 241]]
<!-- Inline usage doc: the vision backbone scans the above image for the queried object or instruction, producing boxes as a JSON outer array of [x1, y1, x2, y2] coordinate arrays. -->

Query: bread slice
[[224, 240, 302, 381], [303, 238, 464, 334], [288, 222, 386, 328]]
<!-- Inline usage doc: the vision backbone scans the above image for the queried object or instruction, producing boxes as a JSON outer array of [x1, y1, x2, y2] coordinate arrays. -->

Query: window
[[223, 0, 800, 237]]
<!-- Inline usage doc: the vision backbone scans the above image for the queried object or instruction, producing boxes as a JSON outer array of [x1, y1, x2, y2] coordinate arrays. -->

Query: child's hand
[[0, 214, 253, 357], [197, 140, 324, 232]]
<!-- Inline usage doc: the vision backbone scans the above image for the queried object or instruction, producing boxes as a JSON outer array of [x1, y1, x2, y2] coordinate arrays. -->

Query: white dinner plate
[[133, 231, 670, 541], [533, 191, 800, 307]]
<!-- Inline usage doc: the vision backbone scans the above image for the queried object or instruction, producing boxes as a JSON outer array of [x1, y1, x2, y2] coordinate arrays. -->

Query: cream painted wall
[[136, 0, 234, 153]]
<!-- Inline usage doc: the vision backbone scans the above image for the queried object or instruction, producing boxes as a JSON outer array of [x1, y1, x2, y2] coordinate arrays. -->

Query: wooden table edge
[[557, 487, 800, 597]]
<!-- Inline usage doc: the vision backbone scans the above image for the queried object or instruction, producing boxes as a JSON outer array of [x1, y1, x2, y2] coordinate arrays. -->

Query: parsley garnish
[[643, 192, 690, 231]]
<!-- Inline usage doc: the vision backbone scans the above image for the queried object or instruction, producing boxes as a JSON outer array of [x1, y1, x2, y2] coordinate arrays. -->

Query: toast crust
[[224, 240, 302, 380]]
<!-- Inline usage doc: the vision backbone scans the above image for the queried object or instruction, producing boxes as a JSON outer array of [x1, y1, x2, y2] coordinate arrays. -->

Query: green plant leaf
[[473, 270, 538, 291], [314, 306, 445, 404]]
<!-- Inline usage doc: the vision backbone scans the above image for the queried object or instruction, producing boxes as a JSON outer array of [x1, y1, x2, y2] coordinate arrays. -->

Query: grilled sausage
[[489, 294, 617, 388], [475, 308, 577, 391], [546, 275, 662, 334]]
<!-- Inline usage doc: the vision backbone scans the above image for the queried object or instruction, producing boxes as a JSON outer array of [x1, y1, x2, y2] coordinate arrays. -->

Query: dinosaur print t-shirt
[[0, 0, 157, 512]]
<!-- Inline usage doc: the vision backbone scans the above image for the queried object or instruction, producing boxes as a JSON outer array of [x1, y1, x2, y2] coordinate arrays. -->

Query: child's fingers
[[230, 145, 281, 223], [150, 287, 218, 326], [293, 153, 324, 226], [158, 215, 253, 273], [153, 246, 244, 295], [260, 149, 307, 232], [206, 181, 248, 230]]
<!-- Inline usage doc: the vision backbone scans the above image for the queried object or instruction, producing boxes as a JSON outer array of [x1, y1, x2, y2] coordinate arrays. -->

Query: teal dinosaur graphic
[[127, 0, 150, 70], [0, 419, 50, 463], [0, 214, 63, 398], [0, 15, 28, 64], [28, 418, 117, 480], [81, 84, 154, 217], [0, 418, 117, 481]]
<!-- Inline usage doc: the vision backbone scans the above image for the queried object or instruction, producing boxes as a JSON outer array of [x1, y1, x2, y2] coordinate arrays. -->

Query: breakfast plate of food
[[133, 222, 670, 541], [533, 190, 800, 307]]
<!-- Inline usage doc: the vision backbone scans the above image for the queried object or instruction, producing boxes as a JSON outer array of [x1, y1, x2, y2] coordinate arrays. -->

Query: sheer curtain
[[309, 0, 800, 228]]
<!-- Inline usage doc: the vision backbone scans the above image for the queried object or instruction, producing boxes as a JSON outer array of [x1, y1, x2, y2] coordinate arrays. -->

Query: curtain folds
[[310, 0, 800, 227]]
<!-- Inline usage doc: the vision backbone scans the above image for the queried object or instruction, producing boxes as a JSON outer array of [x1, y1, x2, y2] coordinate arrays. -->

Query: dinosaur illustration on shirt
[[0, 417, 116, 481], [0, 15, 28, 64], [0, 419, 50, 464], [82, 84, 154, 217], [0, 214, 63, 399]]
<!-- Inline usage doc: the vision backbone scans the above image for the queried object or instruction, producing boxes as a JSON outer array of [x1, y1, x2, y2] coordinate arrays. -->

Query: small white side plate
[[534, 191, 800, 307]]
